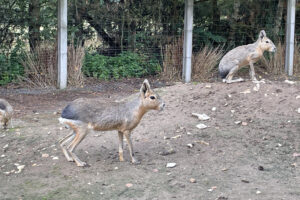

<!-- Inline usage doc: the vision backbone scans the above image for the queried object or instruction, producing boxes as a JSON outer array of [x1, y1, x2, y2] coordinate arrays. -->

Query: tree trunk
[[28, 0, 41, 51], [273, 0, 284, 40], [228, 0, 240, 47], [211, 0, 220, 32]]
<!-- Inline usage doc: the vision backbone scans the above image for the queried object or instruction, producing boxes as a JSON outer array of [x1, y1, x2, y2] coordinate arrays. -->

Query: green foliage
[[83, 51, 161, 80], [0, 52, 23, 85]]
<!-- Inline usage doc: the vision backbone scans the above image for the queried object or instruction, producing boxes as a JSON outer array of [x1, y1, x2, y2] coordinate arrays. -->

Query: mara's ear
[[259, 30, 266, 40], [140, 79, 151, 97]]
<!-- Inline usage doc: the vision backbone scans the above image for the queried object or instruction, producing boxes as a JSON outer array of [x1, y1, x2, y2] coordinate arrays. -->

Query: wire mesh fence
[[0, 0, 299, 87]]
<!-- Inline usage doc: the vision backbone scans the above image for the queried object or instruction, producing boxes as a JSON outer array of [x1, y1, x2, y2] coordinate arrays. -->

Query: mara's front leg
[[124, 131, 140, 164], [118, 131, 124, 162], [249, 61, 258, 82]]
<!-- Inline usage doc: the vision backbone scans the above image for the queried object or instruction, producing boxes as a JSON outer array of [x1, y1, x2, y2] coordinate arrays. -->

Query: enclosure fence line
[[182, 0, 194, 83], [58, 0, 68, 89], [285, 0, 296, 76]]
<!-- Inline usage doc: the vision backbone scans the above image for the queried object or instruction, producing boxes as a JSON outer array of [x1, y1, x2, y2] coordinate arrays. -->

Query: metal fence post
[[285, 0, 296, 76], [182, 0, 194, 83], [57, 0, 68, 89]]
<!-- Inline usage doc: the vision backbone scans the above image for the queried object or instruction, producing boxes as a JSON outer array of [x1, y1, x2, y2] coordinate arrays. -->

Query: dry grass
[[20, 42, 57, 88], [162, 37, 223, 81], [67, 41, 85, 87], [162, 37, 183, 80], [260, 41, 300, 76], [192, 45, 224, 81], [293, 42, 300, 75], [260, 42, 285, 75], [20, 41, 85, 88]]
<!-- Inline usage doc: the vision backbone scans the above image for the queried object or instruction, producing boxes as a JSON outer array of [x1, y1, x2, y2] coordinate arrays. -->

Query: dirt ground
[[0, 78, 299, 200]]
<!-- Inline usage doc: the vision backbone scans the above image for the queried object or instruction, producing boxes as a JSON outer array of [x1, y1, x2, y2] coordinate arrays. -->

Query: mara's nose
[[273, 47, 277, 52]]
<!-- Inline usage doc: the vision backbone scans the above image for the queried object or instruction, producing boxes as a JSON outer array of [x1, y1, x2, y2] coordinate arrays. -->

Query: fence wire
[[0, 0, 299, 86]]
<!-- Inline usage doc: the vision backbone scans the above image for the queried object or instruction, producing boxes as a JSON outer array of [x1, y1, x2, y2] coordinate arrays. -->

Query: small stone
[[192, 113, 210, 121], [52, 156, 59, 160], [292, 152, 300, 157], [231, 110, 235, 113], [15, 165, 25, 173], [3, 172, 10, 175], [242, 122, 248, 126], [195, 140, 209, 146], [205, 85, 211, 88], [3, 144, 8, 149], [228, 94, 232, 98], [126, 183, 133, 188], [153, 169, 159, 173], [189, 178, 196, 183], [256, 190, 261, 194], [42, 153, 49, 158], [240, 89, 251, 94], [114, 167, 118, 170], [166, 163, 177, 168], [296, 95, 300, 99], [258, 165, 264, 171], [241, 179, 250, 183], [234, 121, 241, 125], [0, 155, 5, 158], [159, 149, 176, 156], [212, 107, 217, 111], [164, 136, 170, 140], [171, 135, 181, 139], [297, 108, 300, 114], [284, 80, 295, 85], [208, 186, 217, 192], [187, 144, 193, 148], [196, 123, 208, 129]]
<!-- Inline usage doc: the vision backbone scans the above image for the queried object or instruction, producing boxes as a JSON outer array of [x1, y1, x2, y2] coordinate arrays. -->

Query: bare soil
[[0, 79, 299, 200]]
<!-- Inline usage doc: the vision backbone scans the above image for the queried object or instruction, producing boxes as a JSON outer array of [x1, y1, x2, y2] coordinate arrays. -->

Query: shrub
[[82, 51, 161, 80], [0, 52, 23, 85]]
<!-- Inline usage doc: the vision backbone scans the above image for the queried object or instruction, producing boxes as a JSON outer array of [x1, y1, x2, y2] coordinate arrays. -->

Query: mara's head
[[258, 30, 276, 53], [140, 79, 165, 111]]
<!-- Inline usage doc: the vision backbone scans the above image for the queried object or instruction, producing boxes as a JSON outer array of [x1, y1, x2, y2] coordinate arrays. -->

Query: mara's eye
[[266, 41, 269, 43], [150, 96, 156, 100]]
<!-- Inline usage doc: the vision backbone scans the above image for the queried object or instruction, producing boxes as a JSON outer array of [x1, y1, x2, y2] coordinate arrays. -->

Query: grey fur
[[58, 79, 165, 167], [0, 99, 13, 129], [219, 30, 276, 83]]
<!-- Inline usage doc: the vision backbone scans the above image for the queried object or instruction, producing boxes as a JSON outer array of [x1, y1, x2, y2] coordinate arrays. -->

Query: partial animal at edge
[[0, 99, 13, 129]]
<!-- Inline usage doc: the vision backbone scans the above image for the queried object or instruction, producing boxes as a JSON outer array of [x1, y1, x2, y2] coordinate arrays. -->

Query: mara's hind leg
[[67, 125, 90, 167], [59, 131, 75, 162], [124, 131, 140, 164], [118, 131, 124, 162], [224, 65, 244, 84]]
